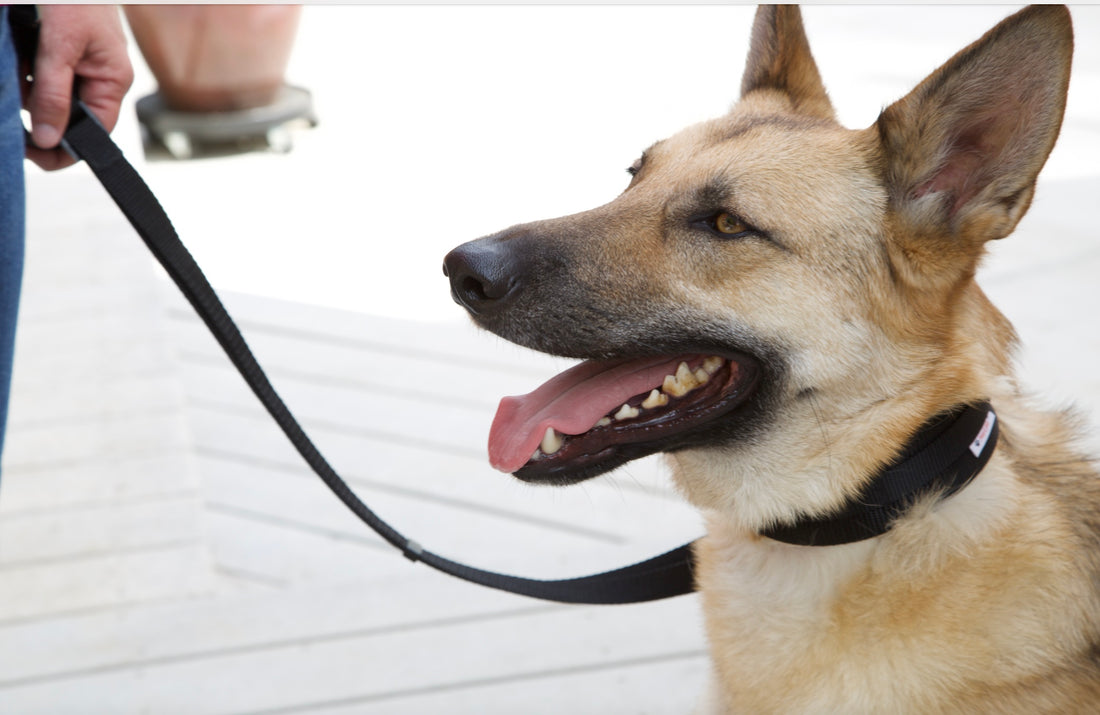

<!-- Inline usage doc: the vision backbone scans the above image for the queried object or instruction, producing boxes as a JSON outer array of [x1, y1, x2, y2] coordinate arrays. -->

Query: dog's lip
[[502, 351, 761, 485]]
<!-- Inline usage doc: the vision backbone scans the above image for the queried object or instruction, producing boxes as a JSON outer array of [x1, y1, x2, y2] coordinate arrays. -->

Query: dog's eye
[[714, 213, 748, 235], [696, 212, 754, 239], [627, 158, 643, 177]]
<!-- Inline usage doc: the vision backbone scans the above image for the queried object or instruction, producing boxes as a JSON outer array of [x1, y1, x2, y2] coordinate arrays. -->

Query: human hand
[[23, 5, 134, 171]]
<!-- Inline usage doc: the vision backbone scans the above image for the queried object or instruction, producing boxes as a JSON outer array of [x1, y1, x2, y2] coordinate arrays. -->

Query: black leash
[[58, 100, 698, 605]]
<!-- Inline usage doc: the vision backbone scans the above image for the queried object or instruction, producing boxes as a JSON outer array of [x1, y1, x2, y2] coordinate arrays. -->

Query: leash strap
[[60, 101, 698, 605]]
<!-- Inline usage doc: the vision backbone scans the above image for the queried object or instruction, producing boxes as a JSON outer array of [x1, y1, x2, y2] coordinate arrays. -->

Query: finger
[[25, 145, 77, 172], [26, 54, 76, 150], [77, 72, 132, 135]]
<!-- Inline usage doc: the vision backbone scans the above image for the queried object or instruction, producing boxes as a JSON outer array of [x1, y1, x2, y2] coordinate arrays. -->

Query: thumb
[[28, 53, 77, 149]]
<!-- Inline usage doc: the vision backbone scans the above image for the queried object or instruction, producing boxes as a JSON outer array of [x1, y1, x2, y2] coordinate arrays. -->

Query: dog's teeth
[[614, 403, 640, 421], [703, 356, 724, 375], [663, 361, 700, 397], [676, 361, 698, 387], [530, 449, 543, 462], [662, 373, 688, 397], [694, 368, 710, 384], [642, 389, 669, 409], [540, 427, 564, 455], [596, 417, 612, 427]]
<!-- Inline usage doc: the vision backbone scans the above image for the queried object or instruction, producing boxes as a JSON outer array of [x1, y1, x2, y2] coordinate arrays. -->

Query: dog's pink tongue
[[488, 356, 685, 473]]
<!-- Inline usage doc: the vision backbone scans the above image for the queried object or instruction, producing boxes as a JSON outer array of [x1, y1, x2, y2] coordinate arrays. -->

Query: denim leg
[[0, 8, 28, 475]]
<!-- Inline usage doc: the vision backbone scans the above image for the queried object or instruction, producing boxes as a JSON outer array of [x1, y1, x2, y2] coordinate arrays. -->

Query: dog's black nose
[[443, 236, 519, 315]]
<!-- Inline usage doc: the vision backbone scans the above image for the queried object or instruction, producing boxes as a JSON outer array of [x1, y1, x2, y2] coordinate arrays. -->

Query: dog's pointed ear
[[876, 5, 1073, 245], [740, 5, 834, 121]]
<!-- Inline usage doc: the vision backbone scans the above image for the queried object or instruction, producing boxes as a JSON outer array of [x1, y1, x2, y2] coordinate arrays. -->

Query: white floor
[[1, 6, 1097, 714]]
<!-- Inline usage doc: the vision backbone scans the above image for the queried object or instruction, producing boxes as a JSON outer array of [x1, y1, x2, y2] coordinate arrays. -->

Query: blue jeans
[[0, 7, 27, 474]]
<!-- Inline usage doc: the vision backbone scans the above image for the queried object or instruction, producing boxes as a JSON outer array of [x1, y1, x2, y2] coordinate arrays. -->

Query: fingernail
[[32, 123, 60, 149]]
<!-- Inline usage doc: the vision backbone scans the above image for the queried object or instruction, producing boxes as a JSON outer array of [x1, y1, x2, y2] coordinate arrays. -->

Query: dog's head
[[443, 6, 1072, 529]]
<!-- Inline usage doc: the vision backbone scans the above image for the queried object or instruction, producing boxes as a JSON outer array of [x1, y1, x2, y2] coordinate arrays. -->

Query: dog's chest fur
[[692, 452, 1100, 713]]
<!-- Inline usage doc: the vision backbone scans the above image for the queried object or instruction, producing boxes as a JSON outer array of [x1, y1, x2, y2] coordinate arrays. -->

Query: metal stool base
[[135, 85, 318, 159]]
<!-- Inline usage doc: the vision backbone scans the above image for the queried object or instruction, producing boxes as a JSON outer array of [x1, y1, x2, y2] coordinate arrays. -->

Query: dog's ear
[[740, 5, 834, 121], [876, 5, 1073, 246]]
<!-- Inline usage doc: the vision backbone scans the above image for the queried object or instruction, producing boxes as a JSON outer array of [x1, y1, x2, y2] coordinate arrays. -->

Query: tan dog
[[444, 5, 1099, 711]]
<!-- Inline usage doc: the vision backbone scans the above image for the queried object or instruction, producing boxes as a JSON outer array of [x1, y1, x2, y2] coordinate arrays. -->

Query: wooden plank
[[0, 452, 199, 512], [5, 373, 185, 429], [285, 652, 708, 715], [201, 507, 397, 588], [1, 411, 194, 472], [0, 545, 214, 624], [7, 338, 184, 388], [15, 273, 163, 324], [11, 308, 172, 368], [0, 573, 544, 689], [0, 584, 705, 714], [0, 499, 202, 567]]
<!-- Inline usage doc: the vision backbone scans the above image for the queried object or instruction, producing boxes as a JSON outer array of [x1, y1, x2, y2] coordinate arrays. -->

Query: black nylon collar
[[762, 402, 999, 546]]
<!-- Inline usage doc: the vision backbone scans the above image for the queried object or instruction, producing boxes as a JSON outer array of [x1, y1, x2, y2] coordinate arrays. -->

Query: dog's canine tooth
[[615, 403, 641, 421], [642, 389, 670, 409], [540, 427, 563, 455]]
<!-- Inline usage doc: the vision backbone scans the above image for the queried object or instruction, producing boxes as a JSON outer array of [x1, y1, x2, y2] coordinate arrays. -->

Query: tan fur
[[678, 6, 1099, 712], [451, 4, 1097, 710], [634, 6, 1096, 710]]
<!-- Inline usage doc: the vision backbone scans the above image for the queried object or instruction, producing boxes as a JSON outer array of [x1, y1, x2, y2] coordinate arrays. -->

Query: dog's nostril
[[459, 275, 491, 304]]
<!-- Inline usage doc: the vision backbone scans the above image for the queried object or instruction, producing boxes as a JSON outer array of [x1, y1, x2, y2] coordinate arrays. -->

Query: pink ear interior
[[880, 6, 1072, 229], [913, 114, 1009, 217]]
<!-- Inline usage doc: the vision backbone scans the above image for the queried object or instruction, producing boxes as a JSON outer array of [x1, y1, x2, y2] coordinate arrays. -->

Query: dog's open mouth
[[489, 353, 759, 484]]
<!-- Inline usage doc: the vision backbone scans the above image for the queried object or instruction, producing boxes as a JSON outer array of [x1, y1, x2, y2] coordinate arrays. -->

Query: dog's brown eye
[[714, 213, 749, 235]]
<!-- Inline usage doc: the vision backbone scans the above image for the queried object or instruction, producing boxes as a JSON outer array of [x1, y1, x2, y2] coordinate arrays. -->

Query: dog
[[444, 5, 1099, 711]]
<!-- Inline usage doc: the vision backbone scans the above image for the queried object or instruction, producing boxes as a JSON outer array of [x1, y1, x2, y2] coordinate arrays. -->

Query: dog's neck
[[761, 402, 999, 546]]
